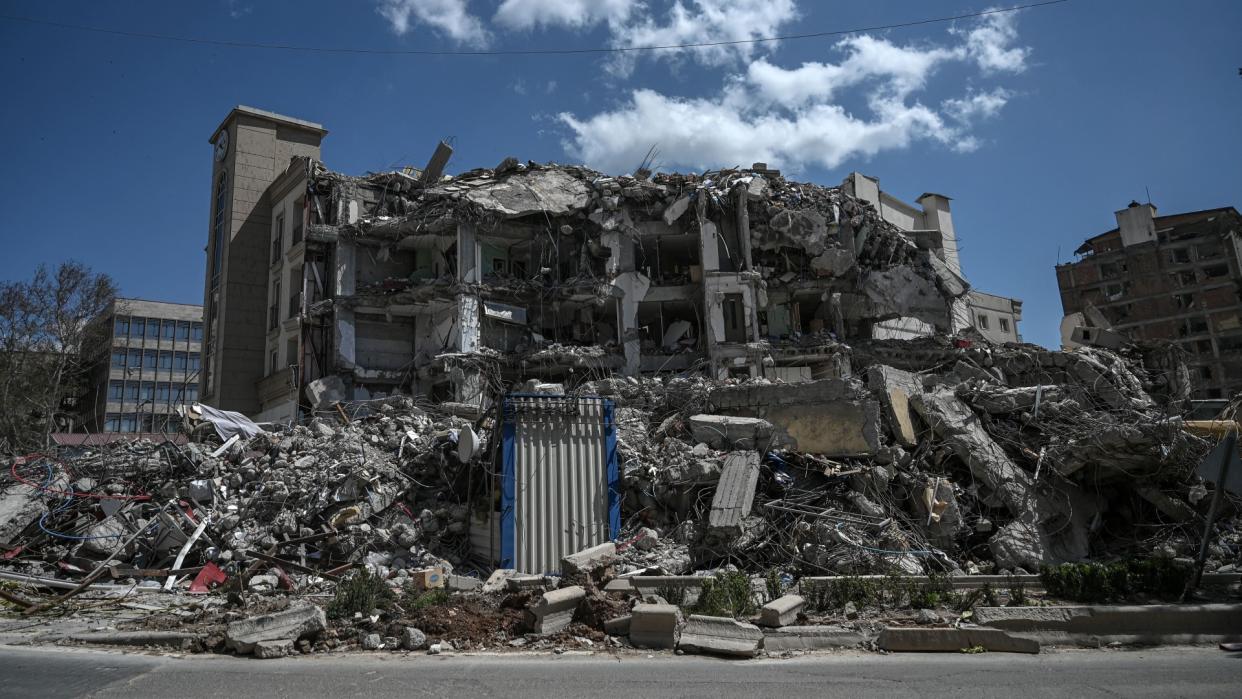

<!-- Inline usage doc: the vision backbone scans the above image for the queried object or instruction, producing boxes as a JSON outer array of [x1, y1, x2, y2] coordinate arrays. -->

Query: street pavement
[[2, 645, 1241, 698]]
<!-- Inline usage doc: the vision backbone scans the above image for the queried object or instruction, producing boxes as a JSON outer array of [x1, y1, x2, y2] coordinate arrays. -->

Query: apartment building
[[80, 298, 204, 433], [1056, 202, 1242, 399]]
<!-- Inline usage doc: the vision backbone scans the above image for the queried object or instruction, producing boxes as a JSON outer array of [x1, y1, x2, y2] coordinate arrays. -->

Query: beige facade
[[81, 298, 203, 433], [202, 106, 325, 414], [842, 172, 1021, 342]]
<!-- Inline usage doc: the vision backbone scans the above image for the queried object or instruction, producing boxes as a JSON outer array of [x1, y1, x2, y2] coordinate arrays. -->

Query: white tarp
[[192, 403, 263, 441]]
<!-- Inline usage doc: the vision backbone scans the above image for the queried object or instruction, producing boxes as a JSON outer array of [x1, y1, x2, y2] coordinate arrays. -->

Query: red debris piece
[[189, 561, 228, 594]]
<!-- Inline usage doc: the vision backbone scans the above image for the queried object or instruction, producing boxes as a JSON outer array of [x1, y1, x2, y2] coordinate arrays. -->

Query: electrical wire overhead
[[0, 1, 1069, 57]]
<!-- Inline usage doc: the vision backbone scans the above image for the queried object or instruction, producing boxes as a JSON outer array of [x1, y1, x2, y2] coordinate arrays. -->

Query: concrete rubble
[[1, 159, 1239, 659]]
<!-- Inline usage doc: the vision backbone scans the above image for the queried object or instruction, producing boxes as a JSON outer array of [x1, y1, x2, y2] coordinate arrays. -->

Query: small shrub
[[655, 584, 688, 607], [1039, 559, 1190, 603], [764, 570, 785, 602], [1006, 575, 1028, 606], [328, 568, 395, 619], [910, 572, 955, 609], [960, 644, 987, 654], [694, 571, 757, 618], [404, 588, 450, 610], [981, 583, 999, 607]]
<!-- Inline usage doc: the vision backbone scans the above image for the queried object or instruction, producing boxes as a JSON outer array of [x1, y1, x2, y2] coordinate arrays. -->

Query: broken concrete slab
[[708, 452, 761, 531], [762, 626, 870, 651], [708, 379, 880, 457], [561, 542, 617, 578], [689, 414, 772, 451], [677, 615, 764, 657], [527, 585, 586, 635], [253, 638, 295, 659], [0, 483, 43, 548], [604, 614, 632, 636], [866, 365, 922, 446], [876, 626, 1039, 654], [630, 603, 681, 649], [463, 167, 592, 218], [225, 605, 326, 655], [758, 594, 805, 628]]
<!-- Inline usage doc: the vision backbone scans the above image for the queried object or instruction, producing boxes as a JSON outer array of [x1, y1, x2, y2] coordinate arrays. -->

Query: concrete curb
[[974, 603, 1242, 646], [762, 626, 871, 651], [877, 626, 1039, 654], [67, 631, 205, 651]]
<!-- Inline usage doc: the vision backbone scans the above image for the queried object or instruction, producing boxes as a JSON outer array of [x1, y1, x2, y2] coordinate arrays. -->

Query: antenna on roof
[[1145, 185, 1152, 205]]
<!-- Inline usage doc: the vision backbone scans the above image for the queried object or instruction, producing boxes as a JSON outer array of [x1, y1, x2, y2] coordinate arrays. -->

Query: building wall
[[82, 298, 203, 433], [202, 107, 324, 415], [1056, 206, 1242, 399], [967, 290, 1023, 343]]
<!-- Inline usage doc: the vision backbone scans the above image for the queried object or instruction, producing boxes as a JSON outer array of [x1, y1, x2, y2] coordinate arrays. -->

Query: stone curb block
[[677, 615, 764, 657], [67, 631, 205, 651], [762, 626, 871, 651], [225, 604, 327, 655], [877, 626, 1039, 654], [528, 585, 586, 635], [630, 603, 680, 649], [759, 594, 806, 627], [973, 603, 1242, 646]]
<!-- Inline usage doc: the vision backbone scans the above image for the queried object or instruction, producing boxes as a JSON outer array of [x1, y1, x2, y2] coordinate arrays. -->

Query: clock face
[[214, 131, 229, 162]]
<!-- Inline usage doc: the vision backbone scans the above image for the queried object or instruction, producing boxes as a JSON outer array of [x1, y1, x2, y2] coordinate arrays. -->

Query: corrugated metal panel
[[502, 395, 617, 574]]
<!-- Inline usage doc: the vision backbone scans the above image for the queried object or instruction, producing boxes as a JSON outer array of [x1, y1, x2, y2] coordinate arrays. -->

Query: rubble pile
[[1, 398, 488, 593]]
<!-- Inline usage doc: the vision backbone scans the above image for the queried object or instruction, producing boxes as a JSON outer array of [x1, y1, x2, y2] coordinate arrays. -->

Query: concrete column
[[458, 223, 481, 283], [918, 194, 961, 276], [734, 186, 752, 271]]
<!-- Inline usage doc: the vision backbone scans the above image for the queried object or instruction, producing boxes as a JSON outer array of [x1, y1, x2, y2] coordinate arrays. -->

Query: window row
[[114, 316, 203, 341], [103, 413, 184, 434], [107, 380, 199, 404], [110, 349, 202, 372]]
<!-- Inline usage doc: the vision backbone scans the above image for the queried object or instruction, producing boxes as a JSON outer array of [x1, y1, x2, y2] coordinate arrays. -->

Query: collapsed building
[[1, 107, 1237, 655]]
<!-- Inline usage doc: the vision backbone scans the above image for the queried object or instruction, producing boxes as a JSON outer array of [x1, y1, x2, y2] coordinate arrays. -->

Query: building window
[[159, 351, 172, 369], [143, 350, 157, 369], [270, 349, 279, 375], [173, 351, 188, 371], [132, 317, 146, 338], [105, 413, 121, 432], [189, 353, 201, 373], [977, 314, 989, 329], [270, 278, 281, 331], [1203, 263, 1229, 279], [177, 321, 190, 340], [156, 382, 170, 403], [124, 381, 139, 401], [140, 381, 155, 401], [999, 318, 1010, 333], [191, 322, 203, 341], [120, 414, 137, 433], [162, 320, 176, 339], [108, 380, 124, 401], [273, 213, 284, 264], [187, 384, 199, 402], [127, 349, 142, 368], [114, 316, 130, 337], [112, 350, 127, 368]]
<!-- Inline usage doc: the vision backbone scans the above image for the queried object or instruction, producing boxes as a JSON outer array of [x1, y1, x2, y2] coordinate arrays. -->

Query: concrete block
[[253, 638, 295, 659], [402, 627, 427, 650], [709, 452, 761, 531], [630, 603, 681, 649], [689, 414, 773, 450], [866, 365, 921, 447], [225, 604, 327, 654], [481, 568, 518, 594], [876, 626, 1039, 654], [677, 615, 764, 657], [527, 585, 586, 635], [506, 574, 549, 592], [604, 614, 632, 636], [972, 603, 1242, 646], [758, 594, 806, 628], [561, 542, 617, 577], [447, 574, 482, 592]]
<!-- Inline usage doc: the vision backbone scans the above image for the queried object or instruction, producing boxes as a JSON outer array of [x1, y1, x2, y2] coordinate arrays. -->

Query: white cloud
[[560, 12, 1030, 174], [943, 88, 1012, 124], [956, 10, 1029, 73], [495, 0, 639, 30], [376, 0, 489, 46], [607, 0, 799, 75]]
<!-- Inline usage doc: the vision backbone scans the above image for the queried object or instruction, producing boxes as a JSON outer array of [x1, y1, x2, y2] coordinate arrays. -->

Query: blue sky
[[1, 0, 1239, 349]]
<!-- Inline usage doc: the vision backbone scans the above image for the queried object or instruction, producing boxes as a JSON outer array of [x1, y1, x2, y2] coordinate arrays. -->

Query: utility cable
[[0, 2, 1068, 57]]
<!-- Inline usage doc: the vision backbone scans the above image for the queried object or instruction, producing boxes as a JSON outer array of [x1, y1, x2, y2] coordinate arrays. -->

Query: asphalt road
[[2, 645, 1241, 698]]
